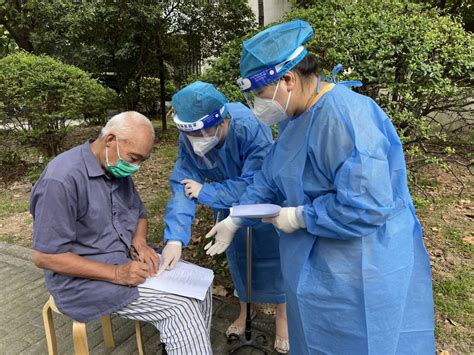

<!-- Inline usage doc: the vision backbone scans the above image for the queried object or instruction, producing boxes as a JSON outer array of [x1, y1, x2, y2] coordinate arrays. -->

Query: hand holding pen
[[113, 245, 159, 286], [130, 244, 160, 275]]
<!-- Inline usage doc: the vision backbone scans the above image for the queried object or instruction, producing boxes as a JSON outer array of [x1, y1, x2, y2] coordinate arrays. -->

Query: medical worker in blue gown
[[205, 20, 435, 354], [161, 81, 290, 353]]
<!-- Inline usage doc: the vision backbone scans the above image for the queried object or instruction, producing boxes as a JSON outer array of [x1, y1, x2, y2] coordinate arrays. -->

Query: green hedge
[[0, 52, 118, 156]]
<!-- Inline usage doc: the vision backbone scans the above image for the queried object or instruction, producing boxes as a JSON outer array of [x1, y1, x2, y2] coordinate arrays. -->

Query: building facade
[[248, 0, 292, 27]]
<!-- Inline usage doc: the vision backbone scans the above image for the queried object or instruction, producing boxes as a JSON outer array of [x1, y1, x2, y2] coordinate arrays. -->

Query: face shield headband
[[236, 46, 307, 93], [173, 105, 227, 132]]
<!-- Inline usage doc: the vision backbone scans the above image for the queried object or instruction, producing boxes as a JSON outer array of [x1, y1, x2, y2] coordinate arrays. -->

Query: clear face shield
[[240, 85, 271, 111], [237, 46, 309, 126], [238, 74, 279, 111], [173, 106, 226, 168], [185, 125, 222, 155], [237, 45, 306, 107]]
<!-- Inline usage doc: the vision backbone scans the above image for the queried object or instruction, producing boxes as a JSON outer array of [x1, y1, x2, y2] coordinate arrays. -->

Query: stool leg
[[135, 321, 145, 355], [42, 301, 58, 355], [100, 315, 115, 348], [72, 321, 89, 355]]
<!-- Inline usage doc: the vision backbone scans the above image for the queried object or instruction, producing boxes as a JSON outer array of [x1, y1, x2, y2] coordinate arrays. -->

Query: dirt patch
[[0, 211, 32, 247], [0, 182, 33, 247]]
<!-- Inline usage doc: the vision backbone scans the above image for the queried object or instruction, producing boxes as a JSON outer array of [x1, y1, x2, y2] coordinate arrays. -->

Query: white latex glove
[[262, 207, 305, 233], [181, 179, 203, 199], [204, 216, 240, 256], [158, 241, 182, 275]]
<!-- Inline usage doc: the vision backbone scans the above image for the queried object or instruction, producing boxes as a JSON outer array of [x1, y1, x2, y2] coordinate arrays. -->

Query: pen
[[129, 245, 141, 262]]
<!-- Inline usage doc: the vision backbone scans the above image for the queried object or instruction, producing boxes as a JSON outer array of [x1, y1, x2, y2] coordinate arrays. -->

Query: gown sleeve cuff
[[295, 205, 307, 228], [164, 232, 189, 247], [197, 183, 216, 205], [302, 204, 317, 233]]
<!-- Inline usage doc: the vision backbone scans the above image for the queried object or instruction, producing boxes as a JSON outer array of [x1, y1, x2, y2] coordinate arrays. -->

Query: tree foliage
[[137, 77, 177, 117], [416, 0, 474, 32], [296, 0, 473, 31], [0, 26, 16, 57], [200, 0, 473, 172], [0, 0, 256, 129], [0, 52, 118, 156]]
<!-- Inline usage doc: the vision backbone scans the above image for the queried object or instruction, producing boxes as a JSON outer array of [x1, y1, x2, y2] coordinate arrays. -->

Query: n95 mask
[[186, 127, 221, 157], [252, 81, 291, 126]]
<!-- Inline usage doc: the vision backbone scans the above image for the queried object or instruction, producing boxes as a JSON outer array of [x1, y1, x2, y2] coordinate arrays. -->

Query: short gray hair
[[100, 111, 155, 139]]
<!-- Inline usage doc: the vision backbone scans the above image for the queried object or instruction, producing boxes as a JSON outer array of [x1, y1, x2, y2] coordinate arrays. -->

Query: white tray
[[230, 204, 281, 218]]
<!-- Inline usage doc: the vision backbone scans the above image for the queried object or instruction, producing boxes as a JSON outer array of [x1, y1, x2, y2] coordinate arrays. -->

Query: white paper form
[[141, 260, 214, 301]]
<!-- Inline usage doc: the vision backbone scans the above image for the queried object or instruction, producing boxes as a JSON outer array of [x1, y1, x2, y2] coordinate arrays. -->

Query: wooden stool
[[42, 295, 145, 355]]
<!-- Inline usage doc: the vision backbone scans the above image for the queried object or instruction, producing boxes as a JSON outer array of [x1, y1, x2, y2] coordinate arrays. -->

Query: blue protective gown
[[239, 85, 435, 354], [163, 102, 285, 304]]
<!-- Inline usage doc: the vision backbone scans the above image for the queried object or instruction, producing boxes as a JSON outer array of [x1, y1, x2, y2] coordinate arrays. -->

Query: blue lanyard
[[326, 63, 363, 88]]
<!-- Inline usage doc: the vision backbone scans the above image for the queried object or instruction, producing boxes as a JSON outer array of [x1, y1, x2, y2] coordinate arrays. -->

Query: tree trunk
[[157, 40, 167, 131], [159, 64, 167, 130], [2, 22, 34, 52], [258, 0, 264, 27]]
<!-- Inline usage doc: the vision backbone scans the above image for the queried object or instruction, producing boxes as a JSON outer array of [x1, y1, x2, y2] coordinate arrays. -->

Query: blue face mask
[[105, 139, 140, 178]]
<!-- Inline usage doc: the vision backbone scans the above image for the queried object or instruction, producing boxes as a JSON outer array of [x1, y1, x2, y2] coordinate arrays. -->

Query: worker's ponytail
[[291, 53, 321, 80]]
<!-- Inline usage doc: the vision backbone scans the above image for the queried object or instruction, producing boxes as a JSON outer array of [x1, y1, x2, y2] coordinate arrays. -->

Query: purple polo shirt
[[30, 140, 146, 322]]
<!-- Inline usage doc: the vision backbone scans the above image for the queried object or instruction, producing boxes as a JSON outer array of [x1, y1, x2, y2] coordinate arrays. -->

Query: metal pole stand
[[228, 227, 269, 354]]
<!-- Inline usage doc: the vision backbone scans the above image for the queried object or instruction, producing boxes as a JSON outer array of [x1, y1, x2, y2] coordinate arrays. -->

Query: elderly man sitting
[[31, 111, 212, 354]]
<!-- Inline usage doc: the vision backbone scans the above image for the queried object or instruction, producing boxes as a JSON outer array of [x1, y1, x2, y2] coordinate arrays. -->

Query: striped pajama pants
[[114, 286, 213, 354]]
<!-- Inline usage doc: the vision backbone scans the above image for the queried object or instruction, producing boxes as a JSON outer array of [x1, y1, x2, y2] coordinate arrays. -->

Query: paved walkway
[[0, 243, 280, 354]]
